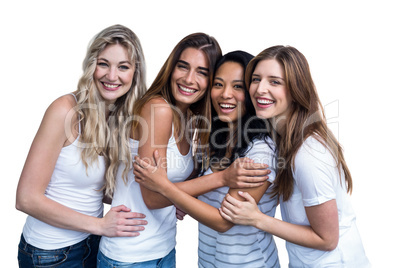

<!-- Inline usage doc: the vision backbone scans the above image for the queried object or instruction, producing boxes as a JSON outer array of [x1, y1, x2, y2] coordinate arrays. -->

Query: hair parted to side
[[72, 24, 147, 198], [131, 32, 222, 176], [245, 45, 352, 201]]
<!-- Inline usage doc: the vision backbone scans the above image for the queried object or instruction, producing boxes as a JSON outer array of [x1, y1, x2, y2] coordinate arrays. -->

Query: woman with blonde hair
[[220, 45, 371, 267], [16, 24, 148, 267]]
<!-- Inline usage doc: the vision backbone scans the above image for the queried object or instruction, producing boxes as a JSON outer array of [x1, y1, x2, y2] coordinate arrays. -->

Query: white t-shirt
[[280, 136, 371, 267], [99, 133, 194, 263], [198, 137, 280, 268]]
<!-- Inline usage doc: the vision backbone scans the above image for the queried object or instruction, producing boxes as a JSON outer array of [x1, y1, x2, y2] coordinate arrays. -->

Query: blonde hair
[[72, 25, 147, 197]]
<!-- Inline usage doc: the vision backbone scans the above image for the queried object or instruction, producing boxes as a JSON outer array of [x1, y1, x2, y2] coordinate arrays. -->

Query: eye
[[251, 77, 261, 83], [97, 62, 108, 67], [198, 70, 208, 77], [270, 80, 281, 85], [119, 65, 130, 70], [233, 84, 244, 90], [213, 81, 223, 88], [177, 64, 189, 70]]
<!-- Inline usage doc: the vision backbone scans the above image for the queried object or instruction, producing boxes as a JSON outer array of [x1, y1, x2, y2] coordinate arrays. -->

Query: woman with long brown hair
[[98, 34, 269, 268], [220, 46, 371, 267]]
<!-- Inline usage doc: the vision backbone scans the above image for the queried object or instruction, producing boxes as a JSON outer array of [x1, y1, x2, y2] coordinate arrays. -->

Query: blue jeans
[[97, 248, 176, 268], [18, 234, 100, 267]]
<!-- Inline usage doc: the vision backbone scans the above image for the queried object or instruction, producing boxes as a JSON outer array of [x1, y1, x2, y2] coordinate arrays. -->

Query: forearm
[[16, 193, 102, 235], [254, 213, 336, 251], [162, 182, 233, 232], [140, 185, 175, 209], [176, 171, 225, 197], [141, 171, 225, 209]]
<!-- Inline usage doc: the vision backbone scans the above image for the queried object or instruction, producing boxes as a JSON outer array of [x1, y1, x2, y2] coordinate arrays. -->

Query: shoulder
[[293, 135, 339, 185], [245, 136, 277, 177], [138, 97, 173, 140], [46, 94, 77, 119], [140, 97, 173, 121], [294, 136, 335, 168], [292, 136, 338, 205], [40, 94, 77, 127], [36, 94, 77, 144], [247, 136, 276, 158]]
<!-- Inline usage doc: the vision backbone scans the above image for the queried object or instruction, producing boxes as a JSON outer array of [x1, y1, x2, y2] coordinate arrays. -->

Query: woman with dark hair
[[134, 51, 280, 267], [98, 34, 268, 267], [220, 46, 371, 267]]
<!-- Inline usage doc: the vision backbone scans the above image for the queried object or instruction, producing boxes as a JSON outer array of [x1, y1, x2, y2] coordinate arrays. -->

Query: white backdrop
[[1, 0, 401, 267]]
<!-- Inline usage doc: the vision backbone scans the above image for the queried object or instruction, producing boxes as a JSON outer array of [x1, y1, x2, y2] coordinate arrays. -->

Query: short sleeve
[[293, 137, 338, 207], [245, 137, 277, 183]]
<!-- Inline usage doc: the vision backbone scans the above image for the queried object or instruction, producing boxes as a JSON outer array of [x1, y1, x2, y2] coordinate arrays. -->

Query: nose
[[221, 85, 233, 99], [106, 67, 118, 81], [256, 79, 269, 95], [184, 69, 196, 85]]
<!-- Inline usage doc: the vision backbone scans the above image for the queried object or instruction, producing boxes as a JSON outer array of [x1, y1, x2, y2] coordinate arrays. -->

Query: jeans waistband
[[19, 233, 99, 252]]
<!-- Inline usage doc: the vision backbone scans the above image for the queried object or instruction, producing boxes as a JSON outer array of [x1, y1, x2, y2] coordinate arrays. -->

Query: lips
[[178, 84, 197, 95], [256, 97, 274, 108], [218, 103, 236, 113], [101, 82, 121, 91]]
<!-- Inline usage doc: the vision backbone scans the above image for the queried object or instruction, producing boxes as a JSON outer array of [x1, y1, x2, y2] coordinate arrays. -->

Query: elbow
[[143, 197, 167, 210], [321, 237, 339, 251], [143, 198, 158, 209], [214, 221, 234, 233], [15, 193, 30, 213]]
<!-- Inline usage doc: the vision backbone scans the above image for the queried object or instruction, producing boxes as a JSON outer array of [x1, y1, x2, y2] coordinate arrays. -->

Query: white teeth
[[103, 83, 119, 88], [179, 85, 196, 93], [220, 103, 236, 109], [257, 98, 274, 104]]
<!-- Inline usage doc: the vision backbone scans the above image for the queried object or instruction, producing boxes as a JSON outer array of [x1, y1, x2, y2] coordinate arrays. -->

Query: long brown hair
[[131, 32, 222, 176], [245, 45, 352, 201]]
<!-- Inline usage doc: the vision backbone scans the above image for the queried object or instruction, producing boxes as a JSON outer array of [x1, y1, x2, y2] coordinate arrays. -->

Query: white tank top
[[22, 94, 105, 249], [99, 127, 194, 263]]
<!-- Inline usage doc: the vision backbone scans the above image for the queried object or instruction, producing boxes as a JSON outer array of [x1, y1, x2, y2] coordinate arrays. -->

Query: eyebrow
[[98, 58, 132, 65], [269, 75, 284, 81], [178, 60, 209, 72], [215, 77, 244, 83], [252, 73, 284, 81]]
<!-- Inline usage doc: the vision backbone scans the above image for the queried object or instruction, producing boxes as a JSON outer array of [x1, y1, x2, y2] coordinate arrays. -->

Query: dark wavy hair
[[202, 50, 272, 174]]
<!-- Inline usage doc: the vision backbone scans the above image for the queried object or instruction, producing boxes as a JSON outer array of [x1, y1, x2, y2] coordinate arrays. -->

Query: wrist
[[219, 169, 228, 187], [159, 180, 176, 198], [254, 211, 266, 229], [88, 217, 103, 236]]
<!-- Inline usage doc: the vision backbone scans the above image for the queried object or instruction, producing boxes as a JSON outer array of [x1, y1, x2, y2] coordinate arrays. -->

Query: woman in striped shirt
[[134, 50, 280, 267]]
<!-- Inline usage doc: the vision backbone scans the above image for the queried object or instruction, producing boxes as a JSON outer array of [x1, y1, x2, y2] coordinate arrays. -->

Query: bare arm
[[220, 191, 339, 251], [134, 151, 270, 209], [16, 95, 147, 237], [135, 150, 270, 232]]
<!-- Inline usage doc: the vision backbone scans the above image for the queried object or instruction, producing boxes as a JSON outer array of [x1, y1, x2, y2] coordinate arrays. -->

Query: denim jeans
[[18, 234, 100, 268], [97, 248, 176, 268]]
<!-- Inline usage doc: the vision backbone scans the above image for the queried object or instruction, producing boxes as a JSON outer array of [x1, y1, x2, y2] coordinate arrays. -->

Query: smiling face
[[249, 59, 293, 122], [170, 47, 210, 112], [94, 43, 135, 105], [211, 61, 246, 123]]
